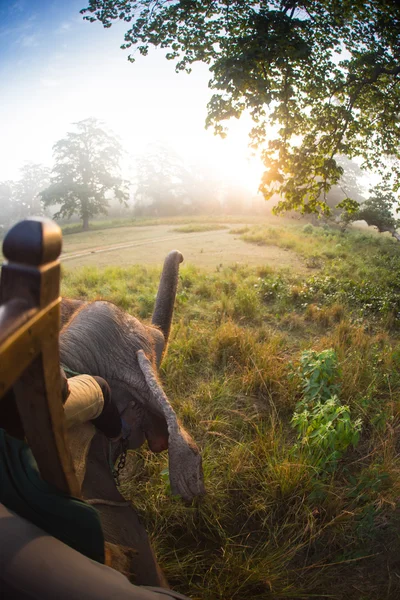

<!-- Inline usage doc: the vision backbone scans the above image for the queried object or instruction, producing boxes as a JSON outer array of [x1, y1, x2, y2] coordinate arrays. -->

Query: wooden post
[[0, 218, 80, 497]]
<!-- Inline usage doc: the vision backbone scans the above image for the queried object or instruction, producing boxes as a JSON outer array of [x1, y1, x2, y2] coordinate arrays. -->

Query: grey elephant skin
[[59, 250, 205, 586]]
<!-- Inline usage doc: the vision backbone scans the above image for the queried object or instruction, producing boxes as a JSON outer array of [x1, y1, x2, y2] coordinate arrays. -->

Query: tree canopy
[[14, 163, 50, 217], [343, 185, 400, 240], [0, 181, 16, 235], [41, 118, 128, 230], [134, 143, 189, 216], [81, 0, 400, 216], [0, 163, 50, 235]]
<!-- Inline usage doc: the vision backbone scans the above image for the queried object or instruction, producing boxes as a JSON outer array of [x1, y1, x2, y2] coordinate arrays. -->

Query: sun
[[196, 123, 266, 194]]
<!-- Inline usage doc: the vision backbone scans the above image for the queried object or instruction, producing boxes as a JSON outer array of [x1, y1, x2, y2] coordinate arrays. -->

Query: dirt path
[[62, 229, 228, 261], [62, 225, 307, 273]]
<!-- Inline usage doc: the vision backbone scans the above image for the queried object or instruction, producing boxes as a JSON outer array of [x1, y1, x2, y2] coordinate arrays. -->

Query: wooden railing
[[0, 218, 80, 497]]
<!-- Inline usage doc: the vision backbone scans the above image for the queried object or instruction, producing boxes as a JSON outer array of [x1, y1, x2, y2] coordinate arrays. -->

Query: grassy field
[[61, 219, 400, 600]]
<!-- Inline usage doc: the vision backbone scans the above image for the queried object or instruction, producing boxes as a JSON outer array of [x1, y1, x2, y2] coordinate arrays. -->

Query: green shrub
[[291, 349, 362, 470]]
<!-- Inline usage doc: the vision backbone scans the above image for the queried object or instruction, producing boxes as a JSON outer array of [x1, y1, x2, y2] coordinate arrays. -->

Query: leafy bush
[[291, 349, 362, 470], [296, 272, 400, 322], [258, 274, 289, 303]]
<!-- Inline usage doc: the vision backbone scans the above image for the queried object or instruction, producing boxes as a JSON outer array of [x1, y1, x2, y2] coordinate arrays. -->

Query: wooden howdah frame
[[0, 218, 80, 497]]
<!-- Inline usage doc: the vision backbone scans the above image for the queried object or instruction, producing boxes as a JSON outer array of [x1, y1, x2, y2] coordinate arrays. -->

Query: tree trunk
[[82, 214, 89, 231], [391, 230, 400, 242]]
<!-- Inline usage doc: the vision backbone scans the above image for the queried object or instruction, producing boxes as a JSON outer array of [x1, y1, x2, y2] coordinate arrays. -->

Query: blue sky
[[0, 0, 263, 190]]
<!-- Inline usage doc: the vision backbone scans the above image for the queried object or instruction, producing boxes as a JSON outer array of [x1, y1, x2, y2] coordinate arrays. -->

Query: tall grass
[[172, 224, 228, 233], [62, 224, 400, 600], [239, 223, 400, 327]]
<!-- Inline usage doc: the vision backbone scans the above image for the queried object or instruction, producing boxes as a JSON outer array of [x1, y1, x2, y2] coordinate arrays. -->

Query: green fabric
[[0, 428, 105, 564], [61, 364, 82, 378]]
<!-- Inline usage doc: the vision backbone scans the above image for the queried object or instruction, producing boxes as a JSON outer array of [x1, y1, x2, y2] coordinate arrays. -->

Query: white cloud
[[56, 22, 71, 34], [18, 33, 39, 48]]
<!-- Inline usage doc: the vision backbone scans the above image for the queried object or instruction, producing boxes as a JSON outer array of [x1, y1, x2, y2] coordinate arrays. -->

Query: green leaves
[[344, 184, 400, 235], [81, 0, 400, 216], [40, 118, 129, 230], [0, 164, 50, 233], [291, 349, 362, 471]]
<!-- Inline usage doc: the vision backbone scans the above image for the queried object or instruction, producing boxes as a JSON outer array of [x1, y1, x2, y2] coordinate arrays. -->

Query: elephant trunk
[[151, 250, 183, 348]]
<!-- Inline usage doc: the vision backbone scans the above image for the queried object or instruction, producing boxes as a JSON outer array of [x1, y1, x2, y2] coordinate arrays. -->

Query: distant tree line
[[0, 163, 50, 236], [0, 118, 259, 233], [1, 117, 398, 238], [132, 142, 256, 218]]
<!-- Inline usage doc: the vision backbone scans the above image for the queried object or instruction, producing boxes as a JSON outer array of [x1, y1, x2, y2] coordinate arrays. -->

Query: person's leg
[[0, 503, 191, 600], [63, 374, 104, 426], [64, 374, 122, 439]]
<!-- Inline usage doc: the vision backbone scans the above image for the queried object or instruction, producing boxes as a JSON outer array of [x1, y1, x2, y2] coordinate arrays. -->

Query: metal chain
[[112, 437, 129, 487]]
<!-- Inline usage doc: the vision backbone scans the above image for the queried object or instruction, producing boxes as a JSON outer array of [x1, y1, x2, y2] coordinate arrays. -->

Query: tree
[[343, 185, 400, 240], [81, 1, 400, 216], [134, 143, 190, 216], [41, 118, 128, 231], [175, 158, 224, 215], [134, 144, 225, 216], [0, 164, 50, 237], [13, 163, 50, 217], [0, 181, 16, 236]]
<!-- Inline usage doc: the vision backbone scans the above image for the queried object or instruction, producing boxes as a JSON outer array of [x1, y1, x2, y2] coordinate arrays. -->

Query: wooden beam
[[0, 218, 80, 497]]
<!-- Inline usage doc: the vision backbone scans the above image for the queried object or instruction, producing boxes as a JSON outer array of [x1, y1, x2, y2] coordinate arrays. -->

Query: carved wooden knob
[[3, 218, 62, 266]]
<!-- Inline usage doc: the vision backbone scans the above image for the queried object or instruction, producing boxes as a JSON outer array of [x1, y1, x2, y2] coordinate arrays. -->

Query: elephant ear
[[137, 350, 205, 501]]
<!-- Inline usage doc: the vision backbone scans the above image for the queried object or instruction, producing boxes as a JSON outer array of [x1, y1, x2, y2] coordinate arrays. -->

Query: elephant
[[59, 250, 205, 587]]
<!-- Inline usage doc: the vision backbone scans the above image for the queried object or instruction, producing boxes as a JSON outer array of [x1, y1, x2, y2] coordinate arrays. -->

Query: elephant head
[[60, 250, 205, 501]]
